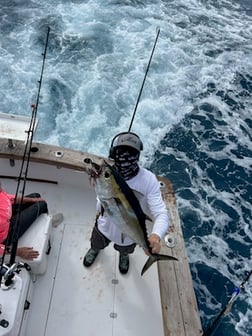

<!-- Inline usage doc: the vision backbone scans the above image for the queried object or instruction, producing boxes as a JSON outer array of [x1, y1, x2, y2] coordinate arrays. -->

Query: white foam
[[1, 1, 251, 160]]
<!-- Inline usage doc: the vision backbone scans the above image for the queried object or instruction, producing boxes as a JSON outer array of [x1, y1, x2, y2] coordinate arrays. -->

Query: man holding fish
[[83, 132, 176, 275]]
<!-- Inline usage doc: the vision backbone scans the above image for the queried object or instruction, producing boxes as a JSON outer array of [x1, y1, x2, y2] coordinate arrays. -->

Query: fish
[[89, 160, 177, 276]]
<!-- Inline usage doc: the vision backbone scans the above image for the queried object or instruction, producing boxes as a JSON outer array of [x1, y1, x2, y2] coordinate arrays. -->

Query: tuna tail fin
[[141, 254, 178, 276]]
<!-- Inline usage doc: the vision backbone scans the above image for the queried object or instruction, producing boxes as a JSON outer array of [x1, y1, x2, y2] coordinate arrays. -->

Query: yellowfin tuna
[[90, 160, 177, 276]]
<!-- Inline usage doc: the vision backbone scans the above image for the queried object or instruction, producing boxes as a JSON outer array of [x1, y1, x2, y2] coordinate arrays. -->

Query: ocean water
[[0, 0, 251, 335]]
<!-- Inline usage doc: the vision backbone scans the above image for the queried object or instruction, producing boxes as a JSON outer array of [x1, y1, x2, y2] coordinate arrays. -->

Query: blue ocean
[[0, 0, 251, 335]]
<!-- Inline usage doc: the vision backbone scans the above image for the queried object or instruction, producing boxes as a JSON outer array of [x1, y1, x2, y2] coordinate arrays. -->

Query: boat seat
[[16, 213, 52, 275]]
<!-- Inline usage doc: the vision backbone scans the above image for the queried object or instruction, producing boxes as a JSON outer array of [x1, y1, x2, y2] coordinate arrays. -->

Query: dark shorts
[[90, 222, 136, 255]]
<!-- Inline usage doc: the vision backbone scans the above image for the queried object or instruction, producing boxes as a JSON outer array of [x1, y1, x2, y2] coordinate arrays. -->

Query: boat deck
[[0, 138, 202, 336], [28, 220, 164, 336]]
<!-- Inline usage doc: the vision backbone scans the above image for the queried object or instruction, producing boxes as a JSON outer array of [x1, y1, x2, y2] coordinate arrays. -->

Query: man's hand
[[148, 233, 161, 254], [17, 247, 39, 260]]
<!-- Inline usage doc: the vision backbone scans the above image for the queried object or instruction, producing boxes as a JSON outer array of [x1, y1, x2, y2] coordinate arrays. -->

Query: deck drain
[[110, 312, 117, 318]]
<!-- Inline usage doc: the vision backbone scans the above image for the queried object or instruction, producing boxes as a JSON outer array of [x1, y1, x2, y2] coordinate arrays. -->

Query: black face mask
[[114, 147, 139, 180]]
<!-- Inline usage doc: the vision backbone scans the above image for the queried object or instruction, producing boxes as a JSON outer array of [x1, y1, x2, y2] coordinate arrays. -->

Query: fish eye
[[104, 172, 110, 179]]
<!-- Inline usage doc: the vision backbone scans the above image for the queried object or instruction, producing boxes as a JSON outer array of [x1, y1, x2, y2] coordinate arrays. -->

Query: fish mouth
[[85, 159, 104, 186], [84, 157, 103, 178], [89, 162, 103, 178]]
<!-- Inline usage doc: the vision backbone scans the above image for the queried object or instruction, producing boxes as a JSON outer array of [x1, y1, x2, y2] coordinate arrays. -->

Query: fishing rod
[[202, 270, 252, 336], [8, 27, 51, 266], [128, 27, 160, 132]]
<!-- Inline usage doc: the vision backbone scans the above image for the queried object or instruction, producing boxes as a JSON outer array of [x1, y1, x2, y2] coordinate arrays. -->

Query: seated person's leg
[[11, 199, 48, 238]]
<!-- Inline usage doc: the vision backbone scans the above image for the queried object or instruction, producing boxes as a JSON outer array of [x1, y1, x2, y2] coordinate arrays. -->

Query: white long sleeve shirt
[[97, 167, 169, 246]]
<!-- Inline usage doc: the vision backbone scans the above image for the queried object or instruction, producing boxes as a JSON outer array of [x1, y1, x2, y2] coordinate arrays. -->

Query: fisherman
[[83, 132, 169, 274], [0, 180, 48, 260]]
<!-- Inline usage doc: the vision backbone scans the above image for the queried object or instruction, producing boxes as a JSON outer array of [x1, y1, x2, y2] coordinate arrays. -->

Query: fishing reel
[[0, 262, 31, 290]]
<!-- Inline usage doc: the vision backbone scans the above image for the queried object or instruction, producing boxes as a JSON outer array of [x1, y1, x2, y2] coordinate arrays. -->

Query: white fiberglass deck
[[2, 167, 164, 336]]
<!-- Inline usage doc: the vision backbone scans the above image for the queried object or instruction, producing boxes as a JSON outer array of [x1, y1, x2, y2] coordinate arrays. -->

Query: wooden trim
[[0, 139, 105, 172], [158, 177, 203, 336]]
